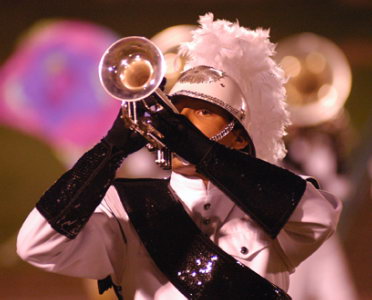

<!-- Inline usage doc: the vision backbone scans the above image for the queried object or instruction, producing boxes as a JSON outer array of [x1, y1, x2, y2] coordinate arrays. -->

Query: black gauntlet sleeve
[[36, 109, 146, 239], [148, 110, 307, 238], [36, 141, 126, 239], [196, 143, 307, 238]]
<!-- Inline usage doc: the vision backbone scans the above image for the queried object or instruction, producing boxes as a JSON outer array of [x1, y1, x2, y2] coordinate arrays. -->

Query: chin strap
[[210, 120, 236, 142]]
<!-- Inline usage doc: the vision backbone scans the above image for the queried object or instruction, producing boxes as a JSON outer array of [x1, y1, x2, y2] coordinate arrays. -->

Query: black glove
[[102, 107, 147, 156], [147, 107, 215, 164], [103, 77, 168, 155]]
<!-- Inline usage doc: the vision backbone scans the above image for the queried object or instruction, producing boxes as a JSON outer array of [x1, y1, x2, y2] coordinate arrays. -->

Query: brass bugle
[[98, 36, 178, 169]]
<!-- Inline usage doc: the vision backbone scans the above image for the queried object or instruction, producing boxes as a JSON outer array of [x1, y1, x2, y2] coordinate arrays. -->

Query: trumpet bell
[[99, 36, 166, 102]]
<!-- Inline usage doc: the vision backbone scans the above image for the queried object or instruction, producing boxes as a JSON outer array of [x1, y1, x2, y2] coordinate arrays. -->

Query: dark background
[[0, 0, 371, 299]]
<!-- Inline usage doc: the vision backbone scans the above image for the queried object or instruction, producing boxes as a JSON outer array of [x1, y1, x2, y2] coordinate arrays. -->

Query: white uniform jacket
[[17, 171, 342, 300]]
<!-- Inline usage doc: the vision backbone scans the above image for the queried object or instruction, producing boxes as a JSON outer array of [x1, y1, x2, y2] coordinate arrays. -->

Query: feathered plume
[[179, 13, 290, 164]]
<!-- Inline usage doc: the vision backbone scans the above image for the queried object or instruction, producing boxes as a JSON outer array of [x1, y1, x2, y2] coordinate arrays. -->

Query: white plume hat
[[169, 13, 290, 164]]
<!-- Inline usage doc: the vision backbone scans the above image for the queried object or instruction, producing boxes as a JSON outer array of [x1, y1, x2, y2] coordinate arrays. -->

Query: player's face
[[171, 96, 248, 178]]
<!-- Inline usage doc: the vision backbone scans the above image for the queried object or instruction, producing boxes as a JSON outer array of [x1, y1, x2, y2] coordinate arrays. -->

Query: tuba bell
[[275, 33, 352, 127], [99, 36, 178, 169], [150, 24, 196, 92]]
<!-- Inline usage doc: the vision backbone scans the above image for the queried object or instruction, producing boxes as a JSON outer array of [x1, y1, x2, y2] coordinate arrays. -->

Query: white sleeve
[[276, 181, 342, 269], [16, 186, 126, 280]]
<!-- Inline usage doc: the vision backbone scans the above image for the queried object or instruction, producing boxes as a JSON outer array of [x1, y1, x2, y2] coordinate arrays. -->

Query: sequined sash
[[114, 178, 291, 300]]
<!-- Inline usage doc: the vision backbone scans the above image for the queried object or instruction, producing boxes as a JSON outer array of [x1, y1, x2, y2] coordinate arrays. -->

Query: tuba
[[150, 24, 196, 92], [99, 36, 179, 169], [275, 33, 352, 127]]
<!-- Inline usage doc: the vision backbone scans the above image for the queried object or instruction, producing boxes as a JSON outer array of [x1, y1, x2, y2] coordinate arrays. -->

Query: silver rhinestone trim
[[170, 90, 245, 121]]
